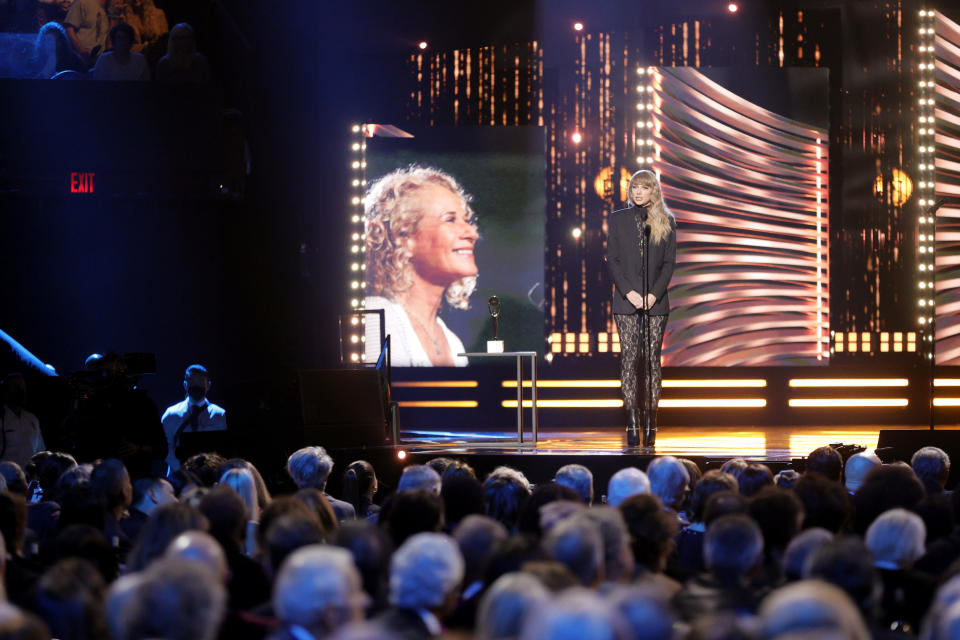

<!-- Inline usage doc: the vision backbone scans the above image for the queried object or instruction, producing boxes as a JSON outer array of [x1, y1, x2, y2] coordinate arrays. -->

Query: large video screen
[[362, 126, 545, 367]]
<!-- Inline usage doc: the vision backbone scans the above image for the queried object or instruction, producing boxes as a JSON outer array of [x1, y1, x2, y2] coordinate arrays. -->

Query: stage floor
[[398, 424, 960, 461]]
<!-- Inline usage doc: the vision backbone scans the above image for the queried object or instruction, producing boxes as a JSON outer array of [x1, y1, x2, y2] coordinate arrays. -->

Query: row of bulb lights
[[635, 66, 658, 167], [917, 9, 936, 358], [348, 124, 368, 363]]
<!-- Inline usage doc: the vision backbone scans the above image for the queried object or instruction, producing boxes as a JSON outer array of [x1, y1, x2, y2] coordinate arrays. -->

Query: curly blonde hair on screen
[[363, 165, 478, 310], [628, 169, 674, 244]]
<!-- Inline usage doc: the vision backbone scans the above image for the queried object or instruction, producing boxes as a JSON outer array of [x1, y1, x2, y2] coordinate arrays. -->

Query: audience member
[[672, 514, 765, 622], [396, 465, 441, 495], [671, 470, 738, 580], [440, 472, 484, 530], [89, 458, 132, 556], [852, 464, 925, 535], [758, 580, 870, 640], [474, 572, 549, 640], [844, 451, 881, 495], [54, 524, 118, 583], [155, 22, 210, 84], [425, 457, 454, 478], [579, 507, 634, 584], [120, 558, 226, 640], [793, 473, 851, 533], [519, 588, 630, 640], [198, 485, 270, 611], [1, 375, 45, 471], [737, 463, 774, 497], [719, 458, 747, 479], [555, 464, 593, 504], [805, 446, 843, 483], [163, 530, 228, 583], [619, 494, 679, 595], [126, 0, 168, 60], [543, 511, 604, 587], [781, 527, 831, 582], [912, 446, 952, 497], [482, 467, 531, 533], [124, 501, 207, 573], [748, 487, 804, 587], [270, 545, 368, 640], [383, 489, 443, 549], [515, 482, 580, 537], [286, 446, 355, 521], [646, 456, 689, 519], [63, 0, 108, 66], [92, 22, 149, 80], [119, 476, 175, 542], [220, 458, 272, 513], [0, 462, 27, 497], [32, 557, 108, 640], [332, 521, 392, 614], [160, 365, 227, 474], [293, 488, 339, 537], [220, 467, 259, 555], [375, 532, 464, 639], [605, 467, 649, 507], [342, 460, 379, 519], [181, 452, 224, 488], [608, 585, 675, 640], [865, 507, 936, 631]]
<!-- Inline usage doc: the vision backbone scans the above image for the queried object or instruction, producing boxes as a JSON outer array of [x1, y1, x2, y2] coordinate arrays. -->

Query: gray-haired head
[[919, 574, 960, 640], [844, 452, 881, 494], [397, 465, 442, 495], [608, 585, 674, 640], [274, 545, 368, 634], [704, 514, 763, 581], [122, 558, 227, 640], [606, 467, 650, 507], [543, 511, 605, 587], [475, 572, 550, 640], [555, 464, 594, 504], [519, 587, 630, 640], [865, 507, 926, 570], [912, 446, 951, 491], [759, 579, 870, 640], [164, 531, 228, 584], [646, 456, 689, 510], [452, 515, 508, 586], [783, 527, 833, 582], [579, 507, 634, 583], [286, 446, 334, 491], [389, 532, 464, 610]]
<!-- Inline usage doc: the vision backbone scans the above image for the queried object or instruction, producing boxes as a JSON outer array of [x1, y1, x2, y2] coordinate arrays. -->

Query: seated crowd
[[2, 0, 210, 81], [0, 435, 957, 639]]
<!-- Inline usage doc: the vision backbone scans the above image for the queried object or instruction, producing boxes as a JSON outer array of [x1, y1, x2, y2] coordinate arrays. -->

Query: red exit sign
[[70, 172, 95, 194]]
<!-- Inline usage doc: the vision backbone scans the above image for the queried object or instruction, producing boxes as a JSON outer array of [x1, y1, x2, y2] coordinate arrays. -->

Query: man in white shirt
[[1, 374, 45, 470], [64, 0, 108, 64], [161, 364, 226, 474]]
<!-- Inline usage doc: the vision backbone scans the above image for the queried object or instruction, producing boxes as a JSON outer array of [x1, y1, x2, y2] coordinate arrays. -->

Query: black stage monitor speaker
[[298, 369, 391, 451], [877, 429, 960, 488]]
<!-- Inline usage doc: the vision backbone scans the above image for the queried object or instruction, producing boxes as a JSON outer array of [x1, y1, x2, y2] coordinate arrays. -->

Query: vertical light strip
[[816, 137, 824, 360], [347, 124, 368, 363], [634, 67, 655, 170], [918, 9, 936, 353]]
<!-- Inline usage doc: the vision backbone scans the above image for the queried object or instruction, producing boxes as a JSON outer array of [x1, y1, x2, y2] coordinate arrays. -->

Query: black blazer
[[606, 206, 677, 316]]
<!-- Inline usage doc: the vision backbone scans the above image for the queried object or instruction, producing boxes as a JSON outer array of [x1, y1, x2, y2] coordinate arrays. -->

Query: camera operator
[[65, 352, 167, 478]]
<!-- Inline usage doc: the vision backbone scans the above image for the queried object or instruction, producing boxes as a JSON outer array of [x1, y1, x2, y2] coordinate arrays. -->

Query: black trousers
[[614, 312, 668, 422]]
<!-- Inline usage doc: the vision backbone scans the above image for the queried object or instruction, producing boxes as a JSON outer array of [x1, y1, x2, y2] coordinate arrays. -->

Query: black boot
[[642, 414, 657, 450], [626, 408, 640, 448]]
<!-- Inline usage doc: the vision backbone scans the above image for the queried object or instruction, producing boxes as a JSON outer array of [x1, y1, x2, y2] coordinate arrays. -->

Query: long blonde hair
[[628, 170, 674, 244]]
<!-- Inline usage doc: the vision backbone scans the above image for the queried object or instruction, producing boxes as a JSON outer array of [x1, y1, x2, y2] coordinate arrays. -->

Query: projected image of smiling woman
[[363, 165, 479, 366]]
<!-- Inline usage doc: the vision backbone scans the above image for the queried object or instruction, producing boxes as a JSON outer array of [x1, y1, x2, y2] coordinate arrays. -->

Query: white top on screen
[[363, 296, 468, 367]]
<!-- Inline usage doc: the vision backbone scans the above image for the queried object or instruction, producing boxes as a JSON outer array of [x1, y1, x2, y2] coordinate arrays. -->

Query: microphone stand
[[642, 214, 653, 449]]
